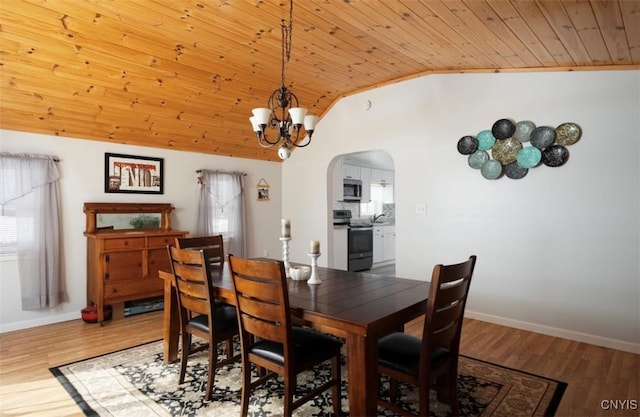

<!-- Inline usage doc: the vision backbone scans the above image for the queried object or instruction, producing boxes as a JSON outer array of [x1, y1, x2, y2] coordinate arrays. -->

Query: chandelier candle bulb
[[310, 240, 320, 254], [281, 219, 291, 238]]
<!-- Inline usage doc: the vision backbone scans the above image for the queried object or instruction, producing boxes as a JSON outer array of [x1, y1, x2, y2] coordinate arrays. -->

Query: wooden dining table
[[159, 262, 429, 416]]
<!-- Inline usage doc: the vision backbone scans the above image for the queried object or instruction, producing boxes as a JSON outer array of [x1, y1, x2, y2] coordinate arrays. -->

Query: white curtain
[[0, 153, 66, 310], [196, 170, 247, 258]]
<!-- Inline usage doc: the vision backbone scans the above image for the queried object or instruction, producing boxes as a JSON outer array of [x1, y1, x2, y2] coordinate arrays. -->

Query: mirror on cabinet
[[83, 202, 174, 234]]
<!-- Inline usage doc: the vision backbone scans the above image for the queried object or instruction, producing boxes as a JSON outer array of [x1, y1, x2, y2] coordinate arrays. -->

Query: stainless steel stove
[[333, 210, 373, 272]]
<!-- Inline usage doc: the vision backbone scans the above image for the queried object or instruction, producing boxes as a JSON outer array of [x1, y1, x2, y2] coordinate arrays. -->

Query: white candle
[[310, 240, 320, 254], [281, 218, 291, 238]]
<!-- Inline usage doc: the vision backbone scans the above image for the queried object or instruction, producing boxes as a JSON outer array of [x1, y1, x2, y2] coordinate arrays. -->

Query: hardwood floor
[[0, 311, 638, 416]]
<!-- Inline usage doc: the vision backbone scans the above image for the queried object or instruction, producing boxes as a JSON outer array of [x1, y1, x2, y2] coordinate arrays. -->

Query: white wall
[[282, 70, 640, 353], [0, 132, 282, 332]]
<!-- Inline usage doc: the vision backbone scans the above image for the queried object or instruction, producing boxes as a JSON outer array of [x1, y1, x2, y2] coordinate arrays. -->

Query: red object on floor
[[81, 305, 112, 323]]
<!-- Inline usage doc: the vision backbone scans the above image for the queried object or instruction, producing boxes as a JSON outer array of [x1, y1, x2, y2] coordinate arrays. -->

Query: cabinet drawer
[[104, 279, 163, 303], [104, 238, 145, 250], [148, 235, 178, 248]]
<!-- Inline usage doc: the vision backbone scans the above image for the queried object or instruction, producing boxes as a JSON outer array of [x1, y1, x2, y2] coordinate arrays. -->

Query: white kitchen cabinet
[[373, 226, 384, 263], [370, 168, 394, 185], [343, 164, 360, 180], [360, 166, 371, 202], [373, 225, 395, 264], [383, 225, 396, 261]]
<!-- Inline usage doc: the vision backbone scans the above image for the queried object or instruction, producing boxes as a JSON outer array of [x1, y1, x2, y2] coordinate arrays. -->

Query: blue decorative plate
[[530, 126, 556, 149], [517, 146, 542, 168], [468, 150, 489, 169], [477, 130, 496, 151], [481, 159, 502, 179], [513, 120, 536, 142], [504, 161, 528, 179]]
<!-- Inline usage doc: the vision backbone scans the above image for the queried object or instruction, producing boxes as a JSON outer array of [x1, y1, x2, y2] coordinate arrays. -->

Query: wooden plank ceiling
[[1, 0, 638, 162]]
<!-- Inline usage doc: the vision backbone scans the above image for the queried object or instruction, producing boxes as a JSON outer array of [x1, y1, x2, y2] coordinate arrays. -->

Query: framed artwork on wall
[[257, 178, 270, 201], [104, 153, 164, 194]]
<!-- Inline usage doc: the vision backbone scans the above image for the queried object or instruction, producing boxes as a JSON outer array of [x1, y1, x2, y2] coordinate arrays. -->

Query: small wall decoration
[[457, 119, 582, 180], [257, 178, 270, 201], [104, 153, 164, 193]]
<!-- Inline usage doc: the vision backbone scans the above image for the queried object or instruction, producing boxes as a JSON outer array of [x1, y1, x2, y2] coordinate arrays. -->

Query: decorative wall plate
[[504, 161, 528, 179], [542, 145, 569, 167], [468, 150, 489, 169], [491, 137, 522, 165], [477, 130, 496, 151], [492, 118, 515, 140], [481, 159, 502, 179], [555, 123, 582, 145], [530, 126, 556, 149], [513, 120, 536, 142], [516, 146, 542, 168], [457, 135, 478, 155]]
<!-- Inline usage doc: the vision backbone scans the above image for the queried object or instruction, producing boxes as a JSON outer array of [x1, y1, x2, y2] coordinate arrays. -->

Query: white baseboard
[[465, 310, 640, 355], [0, 311, 80, 333]]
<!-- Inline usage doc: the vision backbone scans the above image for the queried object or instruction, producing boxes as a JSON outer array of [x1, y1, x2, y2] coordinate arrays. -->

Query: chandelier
[[248, 0, 318, 160]]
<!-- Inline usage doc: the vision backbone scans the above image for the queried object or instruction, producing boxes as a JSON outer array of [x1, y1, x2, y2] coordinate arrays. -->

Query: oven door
[[348, 227, 373, 271]]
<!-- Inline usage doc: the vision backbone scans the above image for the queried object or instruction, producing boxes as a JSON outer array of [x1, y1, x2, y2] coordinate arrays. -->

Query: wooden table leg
[[161, 271, 180, 363], [346, 332, 378, 416]]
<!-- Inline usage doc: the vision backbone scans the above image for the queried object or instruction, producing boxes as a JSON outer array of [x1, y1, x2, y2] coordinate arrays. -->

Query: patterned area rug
[[50, 339, 566, 416]]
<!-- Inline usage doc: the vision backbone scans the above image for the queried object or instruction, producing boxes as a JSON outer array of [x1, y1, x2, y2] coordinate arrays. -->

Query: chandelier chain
[[281, 0, 293, 87]]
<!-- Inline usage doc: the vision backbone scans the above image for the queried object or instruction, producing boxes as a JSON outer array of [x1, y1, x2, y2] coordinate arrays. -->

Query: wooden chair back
[[176, 235, 225, 265], [420, 255, 477, 379], [227, 255, 292, 347], [168, 245, 217, 323]]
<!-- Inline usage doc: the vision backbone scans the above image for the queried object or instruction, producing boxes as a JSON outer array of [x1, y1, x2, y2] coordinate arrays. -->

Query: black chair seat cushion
[[250, 327, 342, 365], [378, 332, 450, 377], [188, 305, 238, 333]]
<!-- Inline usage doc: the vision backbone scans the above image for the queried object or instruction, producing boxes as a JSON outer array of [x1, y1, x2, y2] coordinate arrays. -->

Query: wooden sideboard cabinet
[[84, 203, 187, 324]]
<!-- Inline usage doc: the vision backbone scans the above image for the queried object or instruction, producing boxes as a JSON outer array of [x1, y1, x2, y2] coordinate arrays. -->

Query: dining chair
[[377, 255, 477, 416], [227, 255, 343, 417], [176, 235, 235, 356], [176, 235, 225, 265], [167, 245, 240, 401]]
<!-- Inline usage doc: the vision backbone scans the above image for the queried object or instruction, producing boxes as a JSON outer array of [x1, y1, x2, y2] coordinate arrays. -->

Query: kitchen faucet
[[372, 213, 385, 223]]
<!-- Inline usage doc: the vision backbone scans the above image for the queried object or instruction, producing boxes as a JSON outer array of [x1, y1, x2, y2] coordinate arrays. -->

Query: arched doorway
[[327, 150, 395, 272]]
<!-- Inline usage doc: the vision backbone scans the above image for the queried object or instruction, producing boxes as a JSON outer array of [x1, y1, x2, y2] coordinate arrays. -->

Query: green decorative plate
[[517, 146, 542, 168]]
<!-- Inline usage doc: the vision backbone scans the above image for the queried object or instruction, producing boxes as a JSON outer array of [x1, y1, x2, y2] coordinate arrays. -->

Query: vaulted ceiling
[[1, 1, 638, 162]]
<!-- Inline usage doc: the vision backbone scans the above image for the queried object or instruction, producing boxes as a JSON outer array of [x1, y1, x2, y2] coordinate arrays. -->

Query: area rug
[[50, 339, 566, 416]]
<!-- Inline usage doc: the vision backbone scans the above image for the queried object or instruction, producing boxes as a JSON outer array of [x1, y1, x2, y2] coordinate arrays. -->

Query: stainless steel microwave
[[343, 179, 362, 201]]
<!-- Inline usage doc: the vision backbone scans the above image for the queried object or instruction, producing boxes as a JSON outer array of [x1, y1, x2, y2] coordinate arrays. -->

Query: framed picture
[[257, 178, 270, 201], [104, 153, 164, 194]]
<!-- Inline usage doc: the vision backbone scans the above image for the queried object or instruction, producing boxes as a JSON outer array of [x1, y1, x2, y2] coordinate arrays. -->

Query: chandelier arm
[[288, 130, 312, 148], [258, 128, 283, 146]]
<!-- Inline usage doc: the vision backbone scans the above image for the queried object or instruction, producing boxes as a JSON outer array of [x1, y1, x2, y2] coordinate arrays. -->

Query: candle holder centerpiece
[[280, 218, 292, 278], [307, 239, 321, 284]]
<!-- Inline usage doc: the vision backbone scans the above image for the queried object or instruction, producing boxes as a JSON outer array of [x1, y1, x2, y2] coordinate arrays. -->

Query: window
[[360, 183, 393, 216], [0, 205, 17, 253]]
